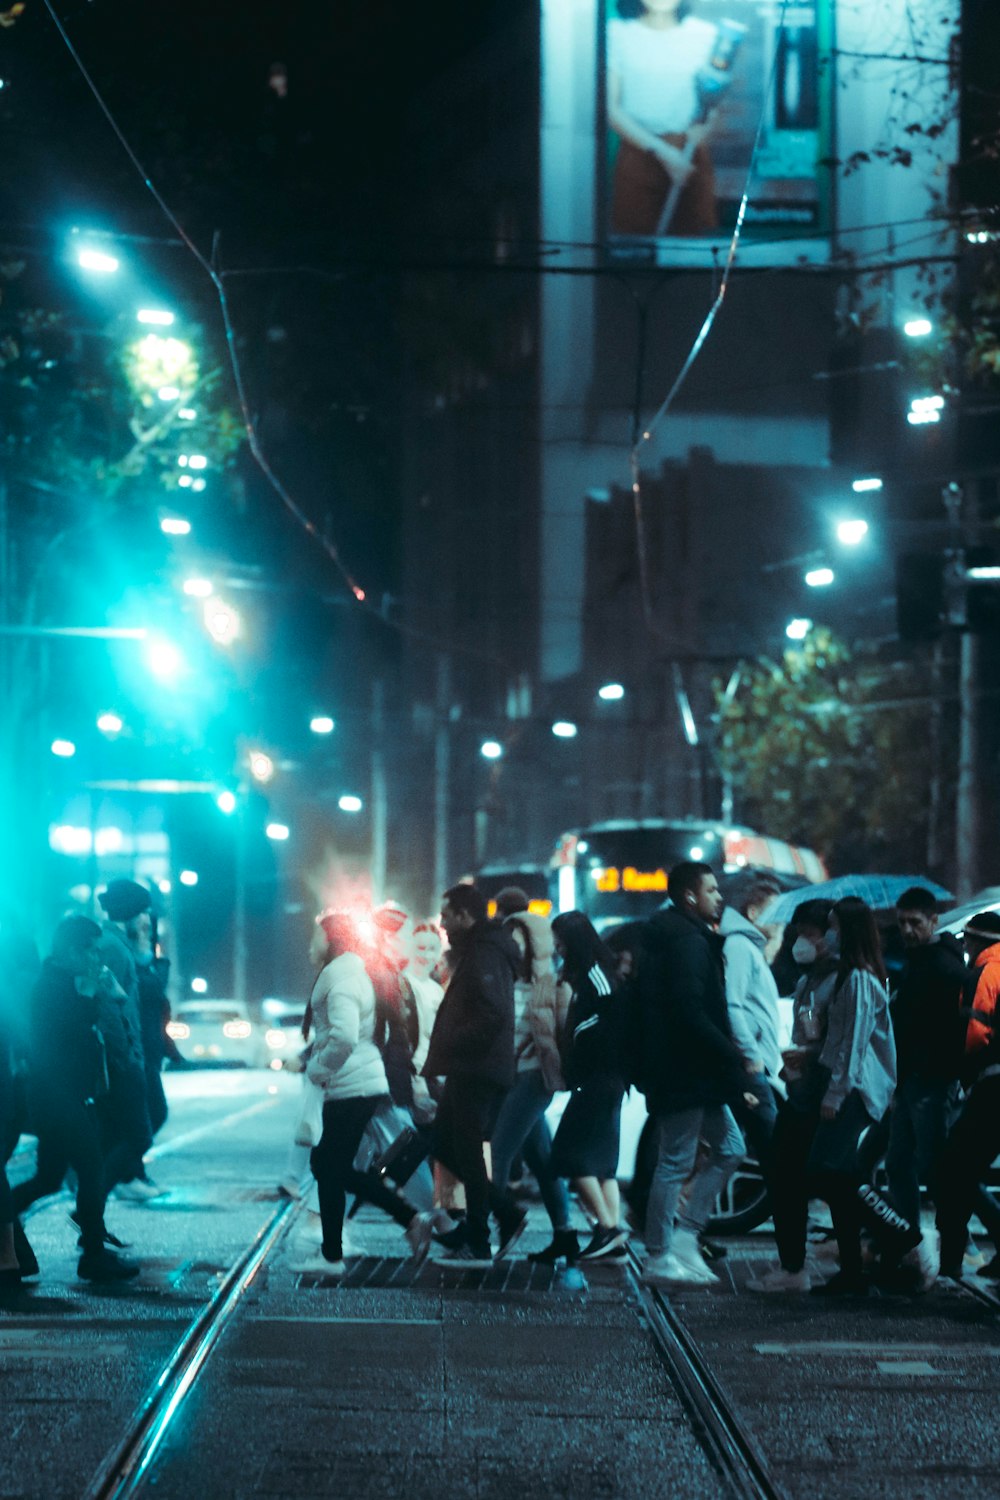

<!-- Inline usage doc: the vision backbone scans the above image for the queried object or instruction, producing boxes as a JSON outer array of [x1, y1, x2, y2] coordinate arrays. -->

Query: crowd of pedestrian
[[4, 862, 999, 1299]]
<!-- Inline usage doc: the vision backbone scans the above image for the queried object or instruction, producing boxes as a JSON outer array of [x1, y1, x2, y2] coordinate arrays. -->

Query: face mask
[[792, 937, 817, 965], [824, 928, 839, 953]]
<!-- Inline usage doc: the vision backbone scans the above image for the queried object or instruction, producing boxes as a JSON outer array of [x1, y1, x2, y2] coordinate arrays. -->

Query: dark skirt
[[550, 1075, 626, 1181]]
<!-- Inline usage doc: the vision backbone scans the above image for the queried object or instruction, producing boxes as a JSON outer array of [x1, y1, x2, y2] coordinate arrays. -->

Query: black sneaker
[[495, 1210, 528, 1260], [69, 1213, 130, 1251], [434, 1223, 492, 1263], [528, 1230, 580, 1265], [78, 1248, 141, 1283], [577, 1226, 628, 1262]]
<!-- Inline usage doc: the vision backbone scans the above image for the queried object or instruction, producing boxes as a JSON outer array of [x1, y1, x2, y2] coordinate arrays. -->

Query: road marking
[[0, 1330, 128, 1357], [876, 1361, 939, 1376], [147, 1097, 278, 1159], [755, 1342, 999, 1357], [248, 1315, 441, 1326]]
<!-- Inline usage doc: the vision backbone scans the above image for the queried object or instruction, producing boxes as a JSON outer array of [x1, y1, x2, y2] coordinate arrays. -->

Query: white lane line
[[755, 1342, 999, 1357], [876, 1361, 939, 1376], [248, 1315, 441, 1327], [147, 1098, 278, 1160], [0, 1331, 129, 1357]]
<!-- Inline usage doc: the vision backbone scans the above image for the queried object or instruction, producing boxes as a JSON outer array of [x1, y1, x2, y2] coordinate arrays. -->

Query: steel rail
[[84, 1199, 295, 1500], [626, 1253, 788, 1500]]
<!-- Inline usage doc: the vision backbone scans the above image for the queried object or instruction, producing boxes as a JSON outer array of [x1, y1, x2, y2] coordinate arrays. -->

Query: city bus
[[472, 863, 554, 920], [551, 819, 826, 930]]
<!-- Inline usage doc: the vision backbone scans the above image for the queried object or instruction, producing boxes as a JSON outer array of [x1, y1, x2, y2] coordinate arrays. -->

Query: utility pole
[[433, 654, 451, 902], [944, 480, 981, 900], [371, 679, 387, 903]]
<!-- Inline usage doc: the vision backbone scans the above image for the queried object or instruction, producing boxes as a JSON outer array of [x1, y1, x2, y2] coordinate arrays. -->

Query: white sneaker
[[291, 1252, 346, 1277], [642, 1252, 712, 1287], [405, 1211, 437, 1266], [747, 1265, 812, 1293], [113, 1179, 168, 1203], [671, 1229, 719, 1285], [901, 1229, 939, 1291]]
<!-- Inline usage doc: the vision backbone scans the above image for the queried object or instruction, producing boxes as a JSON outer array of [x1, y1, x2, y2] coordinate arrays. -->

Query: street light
[[145, 637, 184, 682], [837, 519, 869, 546], [160, 516, 191, 537], [137, 309, 175, 327], [179, 869, 199, 887], [77, 247, 119, 273], [158, 385, 181, 402], [96, 712, 123, 736], [338, 794, 363, 813], [51, 739, 76, 758], [480, 740, 503, 760], [908, 395, 945, 425], [216, 790, 237, 815], [852, 477, 882, 494], [266, 822, 290, 841], [552, 721, 578, 739], [187, 455, 208, 470], [183, 577, 213, 598], [203, 599, 240, 645], [786, 618, 812, 641], [178, 407, 197, 421], [903, 317, 933, 338], [249, 751, 275, 784], [190, 977, 208, 994], [309, 716, 335, 735], [598, 683, 625, 701], [805, 567, 835, 588]]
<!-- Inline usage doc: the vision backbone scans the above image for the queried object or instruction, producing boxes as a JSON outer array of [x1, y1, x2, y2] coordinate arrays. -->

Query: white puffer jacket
[[306, 952, 389, 1101]]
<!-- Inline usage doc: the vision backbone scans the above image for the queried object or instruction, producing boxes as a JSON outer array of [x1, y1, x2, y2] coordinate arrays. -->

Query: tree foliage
[[714, 629, 937, 873]]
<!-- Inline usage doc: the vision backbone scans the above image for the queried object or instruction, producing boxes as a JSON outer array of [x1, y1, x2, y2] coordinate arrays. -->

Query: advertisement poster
[[604, 0, 832, 260]]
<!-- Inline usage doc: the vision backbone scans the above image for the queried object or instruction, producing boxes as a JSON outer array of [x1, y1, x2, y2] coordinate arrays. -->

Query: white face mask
[[792, 937, 817, 965]]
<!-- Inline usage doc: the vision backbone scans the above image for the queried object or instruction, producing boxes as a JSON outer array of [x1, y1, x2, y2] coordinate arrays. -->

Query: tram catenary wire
[[83, 1199, 297, 1500]]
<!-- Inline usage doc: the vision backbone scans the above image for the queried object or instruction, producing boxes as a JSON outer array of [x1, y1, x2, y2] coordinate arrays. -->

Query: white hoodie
[[720, 907, 783, 1081], [306, 951, 388, 1101]]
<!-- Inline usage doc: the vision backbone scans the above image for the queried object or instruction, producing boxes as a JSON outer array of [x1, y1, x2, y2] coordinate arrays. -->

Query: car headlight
[[265, 1028, 288, 1048], [166, 1021, 190, 1040], [222, 1020, 252, 1039]]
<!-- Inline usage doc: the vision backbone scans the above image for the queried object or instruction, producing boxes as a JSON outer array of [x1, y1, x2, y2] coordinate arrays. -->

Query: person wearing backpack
[[549, 912, 629, 1262], [637, 862, 751, 1287]]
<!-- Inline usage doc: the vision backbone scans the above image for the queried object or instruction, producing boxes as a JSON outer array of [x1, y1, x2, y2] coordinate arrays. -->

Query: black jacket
[[423, 922, 518, 1088], [636, 905, 747, 1112], [563, 962, 623, 1088], [890, 933, 967, 1084], [28, 960, 106, 1107]]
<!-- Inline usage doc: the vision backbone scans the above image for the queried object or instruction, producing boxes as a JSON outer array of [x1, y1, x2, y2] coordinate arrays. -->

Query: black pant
[[12, 1099, 108, 1251], [310, 1095, 415, 1261], [99, 1071, 153, 1190], [770, 1104, 820, 1273], [937, 1075, 1000, 1272], [432, 1075, 511, 1253]]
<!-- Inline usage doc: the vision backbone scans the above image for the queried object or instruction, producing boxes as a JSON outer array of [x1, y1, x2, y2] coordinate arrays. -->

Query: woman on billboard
[[608, 0, 722, 237]]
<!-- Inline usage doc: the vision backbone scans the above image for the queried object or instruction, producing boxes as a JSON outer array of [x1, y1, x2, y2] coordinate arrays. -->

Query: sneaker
[[577, 1226, 628, 1262], [291, 1252, 347, 1278], [494, 1210, 528, 1260], [70, 1213, 131, 1251], [433, 1222, 492, 1264], [405, 1211, 437, 1267], [642, 1252, 711, 1287], [810, 1270, 869, 1297], [113, 1179, 168, 1203], [527, 1230, 580, 1265], [672, 1229, 719, 1285], [899, 1229, 939, 1292], [77, 1248, 141, 1283], [747, 1265, 812, 1293]]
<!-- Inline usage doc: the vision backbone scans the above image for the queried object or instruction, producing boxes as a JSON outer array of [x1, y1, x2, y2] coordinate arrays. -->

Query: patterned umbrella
[[762, 875, 954, 925]]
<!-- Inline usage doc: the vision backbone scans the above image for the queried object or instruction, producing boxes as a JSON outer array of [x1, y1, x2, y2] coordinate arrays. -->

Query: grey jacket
[[720, 908, 782, 1080], [818, 968, 896, 1120]]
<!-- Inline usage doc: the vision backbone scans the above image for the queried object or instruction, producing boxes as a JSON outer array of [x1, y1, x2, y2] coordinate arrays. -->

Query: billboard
[[603, 0, 832, 262]]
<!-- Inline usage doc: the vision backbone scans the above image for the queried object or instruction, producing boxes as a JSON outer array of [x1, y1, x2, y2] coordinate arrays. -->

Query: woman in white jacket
[[293, 910, 436, 1277]]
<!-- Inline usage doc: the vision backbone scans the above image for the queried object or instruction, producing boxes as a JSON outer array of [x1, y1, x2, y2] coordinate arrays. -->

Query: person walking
[[549, 911, 628, 1262], [719, 880, 783, 1171], [426, 885, 525, 1264], [882, 888, 966, 1280], [12, 916, 139, 1282], [293, 910, 437, 1277], [937, 911, 1000, 1279], [806, 897, 926, 1296], [490, 910, 577, 1264], [637, 862, 749, 1287], [748, 899, 837, 1293]]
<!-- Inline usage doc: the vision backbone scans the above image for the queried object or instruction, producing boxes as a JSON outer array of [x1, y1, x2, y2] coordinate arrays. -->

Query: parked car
[[166, 999, 258, 1067], [260, 997, 308, 1070]]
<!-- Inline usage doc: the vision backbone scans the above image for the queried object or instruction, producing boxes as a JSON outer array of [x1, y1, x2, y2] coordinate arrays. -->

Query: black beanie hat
[[964, 911, 1000, 942], [99, 879, 153, 923]]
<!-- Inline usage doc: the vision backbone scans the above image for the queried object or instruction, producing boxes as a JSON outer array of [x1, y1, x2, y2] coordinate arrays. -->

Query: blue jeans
[[645, 1105, 745, 1256], [490, 1070, 572, 1233], [885, 1076, 961, 1230]]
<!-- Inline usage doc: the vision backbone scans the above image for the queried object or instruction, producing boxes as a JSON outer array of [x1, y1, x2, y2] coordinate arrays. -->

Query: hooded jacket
[[28, 959, 106, 1107], [506, 911, 572, 1092], [890, 932, 967, 1084], [963, 940, 1000, 1079], [719, 907, 782, 1080], [307, 951, 389, 1101], [423, 922, 519, 1088], [636, 904, 747, 1112]]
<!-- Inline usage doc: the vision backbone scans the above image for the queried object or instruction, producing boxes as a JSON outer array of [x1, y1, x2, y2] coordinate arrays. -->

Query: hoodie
[[424, 921, 519, 1087], [719, 907, 782, 1080], [307, 951, 389, 1101], [963, 940, 1000, 1080]]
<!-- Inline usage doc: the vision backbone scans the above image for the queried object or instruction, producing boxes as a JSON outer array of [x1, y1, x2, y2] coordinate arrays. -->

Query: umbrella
[[762, 875, 954, 926]]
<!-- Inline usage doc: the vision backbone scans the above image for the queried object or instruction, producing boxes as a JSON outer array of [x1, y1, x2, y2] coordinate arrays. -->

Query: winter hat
[[373, 900, 410, 935], [964, 911, 1000, 942], [98, 879, 153, 923]]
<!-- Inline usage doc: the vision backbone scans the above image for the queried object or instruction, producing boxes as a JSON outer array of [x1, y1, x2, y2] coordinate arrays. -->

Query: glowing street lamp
[[908, 395, 945, 426], [51, 738, 76, 758], [203, 599, 240, 646], [266, 822, 290, 841], [837, 519, 869, 546], [145, 638, 185, 681], [179, 869, 199, 887], [216, 790, 237, 815], [903, 317, 933, 338], [158, 385, 181, 402], [338, 794, 363, 814], [160, 516, 191, 537], [552, 721, 578, 739], [249, 751, 275, 784], [480, 740, 503, 760], [309, 716, 335, 735], [77, 247, 119, 273], [137, 309, 175, 327], [786, 618, 812, 642], [805, 567, 835, 588], [96, 712, 123, 736], [852, 477, 882, 494], [191, 977, 208, 994], [183, 577, 213, 598], [598, 683, 625, 702]]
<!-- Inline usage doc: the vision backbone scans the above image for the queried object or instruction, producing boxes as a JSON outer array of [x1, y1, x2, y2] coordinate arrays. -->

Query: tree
[[714, 628, 940, 874]]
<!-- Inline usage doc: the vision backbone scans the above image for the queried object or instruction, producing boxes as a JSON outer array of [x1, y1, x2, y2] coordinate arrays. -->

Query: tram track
[[625, 1251, 788, 1500], [83, 1198, 296, 1500]]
